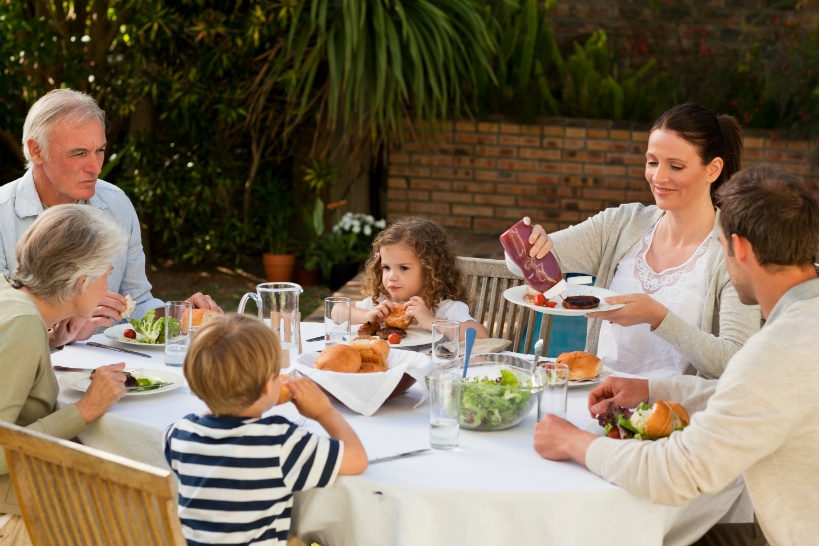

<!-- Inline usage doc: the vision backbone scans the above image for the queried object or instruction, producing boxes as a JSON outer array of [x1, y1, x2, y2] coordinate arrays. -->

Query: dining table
[[54, 322, 745, 546]]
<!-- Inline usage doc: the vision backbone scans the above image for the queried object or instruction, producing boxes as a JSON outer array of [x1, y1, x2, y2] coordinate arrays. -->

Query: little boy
[[164, 313, 368, 546]]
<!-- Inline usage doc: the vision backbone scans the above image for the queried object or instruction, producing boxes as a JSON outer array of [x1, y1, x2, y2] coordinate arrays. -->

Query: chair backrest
[[0, 421, 186, 546], [458, 256, 552, 355]]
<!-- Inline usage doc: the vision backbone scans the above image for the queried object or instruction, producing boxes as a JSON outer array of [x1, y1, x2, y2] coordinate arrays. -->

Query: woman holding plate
[[0, 205, 128, 540], [516, 104, 761, 379]]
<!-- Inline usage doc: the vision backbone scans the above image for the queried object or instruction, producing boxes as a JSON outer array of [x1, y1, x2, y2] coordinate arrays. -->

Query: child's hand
[[404, 296, 435, 330], [365, 300, 398, 324], [286, 376, 333, 421]]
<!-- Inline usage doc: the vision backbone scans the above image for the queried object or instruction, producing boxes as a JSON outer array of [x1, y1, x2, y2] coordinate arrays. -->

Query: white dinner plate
[[569, 365, 613, 388], [503, 285, 625, 316], [104, 323, 165, 348], [59, 368, 183, 397], [354, 326, 442, 348]]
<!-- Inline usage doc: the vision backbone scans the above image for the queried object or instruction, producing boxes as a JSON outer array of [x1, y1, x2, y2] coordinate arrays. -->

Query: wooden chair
[[458, 256, 552, 355], [0, 421, 186, 546]]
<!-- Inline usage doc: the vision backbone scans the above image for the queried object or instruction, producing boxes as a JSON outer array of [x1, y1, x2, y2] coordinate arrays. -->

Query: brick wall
[[386, 118, 819, 234]]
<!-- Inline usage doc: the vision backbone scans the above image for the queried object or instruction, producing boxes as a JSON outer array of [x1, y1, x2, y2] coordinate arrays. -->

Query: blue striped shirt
[[164, 413, 342, 545]]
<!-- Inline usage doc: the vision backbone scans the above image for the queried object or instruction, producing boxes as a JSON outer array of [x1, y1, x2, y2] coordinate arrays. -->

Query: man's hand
[[187, 292, 222, 312], [75, 363, 127, 423], [522, 216, 554, 259], [587, 377, 650, 417], [66, 291, 130, 343], [533, 415, 596, 465]]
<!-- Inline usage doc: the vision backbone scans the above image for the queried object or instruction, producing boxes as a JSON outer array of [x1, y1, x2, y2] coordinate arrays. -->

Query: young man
[[0, 89, 221, 346], [533, 165, 819, 545]]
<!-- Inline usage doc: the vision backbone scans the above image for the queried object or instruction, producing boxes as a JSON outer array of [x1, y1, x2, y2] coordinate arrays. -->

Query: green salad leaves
[[128, 310, 180, 344], [459, 369, 534, 429]]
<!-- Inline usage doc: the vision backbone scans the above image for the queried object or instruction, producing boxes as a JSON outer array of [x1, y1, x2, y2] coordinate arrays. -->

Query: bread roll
[[350, 336, 390, 373], [278, 383, 293, 404], [644, 400, 673, 437], [314, 344, 362, 373], [384, 303, 412, 329], [122, 295, 136, 319], [181, 308, 220, 334], [667, 402, 690, 429], [556, 351, 602, 381]]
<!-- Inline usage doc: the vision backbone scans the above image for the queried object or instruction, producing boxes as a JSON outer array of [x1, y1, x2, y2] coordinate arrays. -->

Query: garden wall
[[386, 118, 819, 234]]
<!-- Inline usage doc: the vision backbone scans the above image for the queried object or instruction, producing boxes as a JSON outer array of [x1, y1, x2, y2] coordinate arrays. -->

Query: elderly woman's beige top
[[0, 279, 85, 514]]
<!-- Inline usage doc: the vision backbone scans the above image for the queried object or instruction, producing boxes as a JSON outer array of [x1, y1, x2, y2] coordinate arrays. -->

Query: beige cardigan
[[550, 203, 761, 379]]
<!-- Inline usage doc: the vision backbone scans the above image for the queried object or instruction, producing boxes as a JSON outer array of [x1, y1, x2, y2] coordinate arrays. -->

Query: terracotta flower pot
[[262, 253, 296, 282], [295, 267, 321, 287]]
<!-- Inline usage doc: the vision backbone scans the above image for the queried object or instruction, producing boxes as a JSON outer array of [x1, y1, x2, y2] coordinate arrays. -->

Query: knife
[[86, 342, 153, 358], [369, 448, 431, 464]]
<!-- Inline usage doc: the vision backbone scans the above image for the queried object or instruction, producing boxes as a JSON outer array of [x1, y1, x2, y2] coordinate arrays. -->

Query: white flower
[[363, 225, 372, 236], [376, 219, 386, 229], [352, 225, 361, 234]]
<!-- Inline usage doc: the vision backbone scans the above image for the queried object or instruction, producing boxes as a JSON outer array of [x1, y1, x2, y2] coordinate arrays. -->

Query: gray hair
[[11, 205, 126, 305], [22, 89, 106, 169]]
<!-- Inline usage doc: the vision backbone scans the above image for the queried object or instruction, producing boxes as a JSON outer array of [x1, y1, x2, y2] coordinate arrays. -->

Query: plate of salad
[[59, 368, 183, 397], [104, 310, 180, 348]]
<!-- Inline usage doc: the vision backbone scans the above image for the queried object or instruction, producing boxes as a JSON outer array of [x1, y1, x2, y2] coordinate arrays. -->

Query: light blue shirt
[[0, 170, 163, 319]]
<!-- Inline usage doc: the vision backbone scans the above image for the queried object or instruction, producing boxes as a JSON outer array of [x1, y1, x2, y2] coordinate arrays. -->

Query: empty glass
[[431, 320, 460, 367], [429, 372, 460, 449], [325, 297, 351, 346], [536, 362, 569, 420]]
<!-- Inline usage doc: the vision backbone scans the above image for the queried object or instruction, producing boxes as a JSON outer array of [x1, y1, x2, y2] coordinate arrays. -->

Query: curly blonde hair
[[361, 216, 467, 310]]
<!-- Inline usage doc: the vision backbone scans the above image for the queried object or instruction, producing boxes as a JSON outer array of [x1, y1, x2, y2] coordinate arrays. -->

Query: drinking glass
[[429, 372, 460, 449], [325, 297, 351, 347], [536, 363, 569, 420], [164, 301, 192, 367], [431, 320, 460, 367]]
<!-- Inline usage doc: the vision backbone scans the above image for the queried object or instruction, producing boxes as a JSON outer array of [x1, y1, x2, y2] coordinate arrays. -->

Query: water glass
[[429, 372, 460, 450], [431, 320, 460, 367], [536, 362, 569, 420], [325, 297, 351, 346], [164, 301, 193, 367]]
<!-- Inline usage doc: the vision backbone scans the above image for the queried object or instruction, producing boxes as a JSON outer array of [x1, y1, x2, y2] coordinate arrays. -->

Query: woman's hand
[[523, 217, 554, 259], [75, 363, 127, 423], [403, 296, 434, 330], [49, 316, 85, 348], [585, 293, 669, 329]]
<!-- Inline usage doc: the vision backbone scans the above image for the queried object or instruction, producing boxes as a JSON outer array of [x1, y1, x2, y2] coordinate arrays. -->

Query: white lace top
[[597, 221, 711, 377]]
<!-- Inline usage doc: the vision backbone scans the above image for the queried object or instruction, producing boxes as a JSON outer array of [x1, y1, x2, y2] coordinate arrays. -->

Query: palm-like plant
[[248, 0, 495, 162]]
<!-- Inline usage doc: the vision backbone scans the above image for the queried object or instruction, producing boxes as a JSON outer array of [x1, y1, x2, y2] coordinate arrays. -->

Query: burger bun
[[314, 344, 362, 373], [556, 351, 603, 381], [350, 336, 390, 373]]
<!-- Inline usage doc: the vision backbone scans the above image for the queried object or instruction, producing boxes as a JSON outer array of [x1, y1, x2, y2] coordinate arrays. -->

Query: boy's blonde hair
[[184, 313, 281, 417], [361, 216, 468, 309]]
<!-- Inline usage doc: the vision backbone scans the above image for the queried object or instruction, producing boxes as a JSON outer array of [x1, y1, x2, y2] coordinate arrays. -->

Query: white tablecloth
[[54, 322, 746, 546]]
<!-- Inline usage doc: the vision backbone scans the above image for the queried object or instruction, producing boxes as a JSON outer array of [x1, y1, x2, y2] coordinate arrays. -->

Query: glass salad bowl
[[426, 354, 544, 431]]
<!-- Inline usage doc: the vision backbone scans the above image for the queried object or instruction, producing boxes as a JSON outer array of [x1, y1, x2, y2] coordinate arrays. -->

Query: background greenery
[[2, 0, 817, 269]]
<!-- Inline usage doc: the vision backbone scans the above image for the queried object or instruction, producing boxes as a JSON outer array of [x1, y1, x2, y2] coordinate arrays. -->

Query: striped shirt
[[164, 413, 342, 545]]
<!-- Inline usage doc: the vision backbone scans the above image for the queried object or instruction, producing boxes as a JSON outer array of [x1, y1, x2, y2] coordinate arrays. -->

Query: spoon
[[462, 327, 476, 379]]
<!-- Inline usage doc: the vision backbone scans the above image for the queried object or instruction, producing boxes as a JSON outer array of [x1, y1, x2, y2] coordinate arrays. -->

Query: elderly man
[[534, 165, 819, 545], [0, 89, 221, 347]]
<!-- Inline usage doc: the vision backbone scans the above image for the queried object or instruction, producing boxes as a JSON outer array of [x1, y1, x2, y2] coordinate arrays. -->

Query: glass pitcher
[[238, 282, 303, 367]]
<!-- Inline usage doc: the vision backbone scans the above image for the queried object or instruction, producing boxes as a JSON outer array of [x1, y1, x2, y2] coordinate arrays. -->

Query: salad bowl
[[427, 354, 544, 431]]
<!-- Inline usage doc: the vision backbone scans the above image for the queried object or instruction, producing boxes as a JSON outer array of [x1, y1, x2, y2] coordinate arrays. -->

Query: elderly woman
[[0, 204, 129, 541]]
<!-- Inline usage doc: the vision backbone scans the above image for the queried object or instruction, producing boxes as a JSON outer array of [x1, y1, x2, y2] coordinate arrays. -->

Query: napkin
[[460, 337, 512, 354], [291, 349, 434, 416]]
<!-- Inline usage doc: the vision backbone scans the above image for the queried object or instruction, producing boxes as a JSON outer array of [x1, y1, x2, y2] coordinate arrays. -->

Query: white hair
[[11, 205, 126, 305], [22, 89, 106, 169]]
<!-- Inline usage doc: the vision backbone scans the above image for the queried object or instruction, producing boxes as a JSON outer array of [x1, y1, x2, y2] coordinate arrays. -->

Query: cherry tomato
[[532, 294, 547, 306], [388, 332, 402, 345], [544, 301, 557, 308], [123, 329, 137, 339]]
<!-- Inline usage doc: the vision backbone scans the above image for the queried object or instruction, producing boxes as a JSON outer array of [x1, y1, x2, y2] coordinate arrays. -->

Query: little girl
[[349, 216, 488, 340]]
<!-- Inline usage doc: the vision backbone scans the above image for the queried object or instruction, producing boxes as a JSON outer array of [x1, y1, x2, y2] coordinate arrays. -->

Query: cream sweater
[[586, 278, 819, 546], [550, 203, 761, 378]]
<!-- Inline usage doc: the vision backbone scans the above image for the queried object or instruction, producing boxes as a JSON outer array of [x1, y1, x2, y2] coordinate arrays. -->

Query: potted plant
[[256, 179, 297, 282]]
